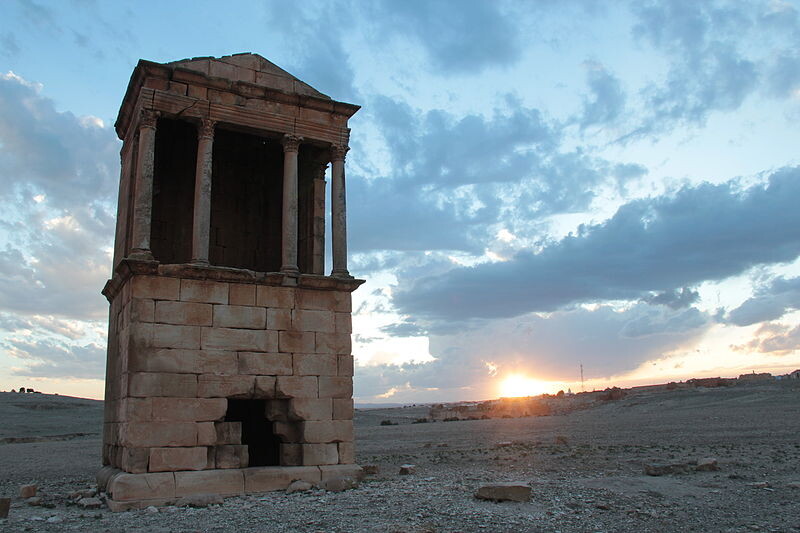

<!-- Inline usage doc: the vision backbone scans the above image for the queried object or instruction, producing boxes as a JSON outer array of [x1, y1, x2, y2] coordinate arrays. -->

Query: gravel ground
[[0, 381, 798, 532]]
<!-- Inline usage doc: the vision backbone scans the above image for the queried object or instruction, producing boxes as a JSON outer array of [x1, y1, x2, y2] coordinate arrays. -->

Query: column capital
[[282, 134, 302, 152], [198, 119, 216, 140], [330, 144, 349, 162], [139, 108, 159, 130]]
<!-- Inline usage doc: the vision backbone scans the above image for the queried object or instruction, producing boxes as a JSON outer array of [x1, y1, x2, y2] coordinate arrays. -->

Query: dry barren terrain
[[0, 381, 798, 532]]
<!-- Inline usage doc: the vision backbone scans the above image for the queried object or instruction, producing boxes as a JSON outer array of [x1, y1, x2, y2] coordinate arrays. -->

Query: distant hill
[[0, 391, 103, 441]]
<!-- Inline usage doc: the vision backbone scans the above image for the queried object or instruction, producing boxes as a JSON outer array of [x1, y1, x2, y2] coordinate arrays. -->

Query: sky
[[1, 0, 799, 403]]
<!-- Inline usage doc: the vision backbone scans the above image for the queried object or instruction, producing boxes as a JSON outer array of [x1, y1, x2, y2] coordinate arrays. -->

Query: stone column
[[312, 163, 328, 275], [191, 119, 215, 265], [281, 134, 302, 274], [129, 108, 159, 261], [330, 144, 350, 278]]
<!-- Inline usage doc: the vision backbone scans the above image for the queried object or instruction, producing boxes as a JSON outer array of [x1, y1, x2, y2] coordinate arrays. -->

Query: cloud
[[349, 94, 628, 254], [766, 51, 800, 98], [726, 276, 800, 326], [0, 72, 118, 321], [0, 32, 19, 57], [733, 321, 800, 355], [264, 2, 359, 102], [5, 337, 105, 379], [0, 72, 119, 209], [393, 167, 800, 323], [578, 62, 626, 129], [625, 0, 799, 139], [356, 303, 712, 399], [369, 0, 522, 74]]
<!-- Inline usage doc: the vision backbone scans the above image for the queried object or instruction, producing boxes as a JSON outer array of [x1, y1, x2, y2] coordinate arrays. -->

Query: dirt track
[[0, 381, 798, 532]]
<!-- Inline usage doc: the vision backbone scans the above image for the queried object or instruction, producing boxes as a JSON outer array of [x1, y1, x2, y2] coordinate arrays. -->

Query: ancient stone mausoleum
[[98, 53, 363, 510]]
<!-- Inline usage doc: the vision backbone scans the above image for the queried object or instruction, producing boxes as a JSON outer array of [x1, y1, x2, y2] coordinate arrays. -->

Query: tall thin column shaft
[[281, 134, 301, 274], [129, 109, 158, 261], [191, 119, 215, 265], [330, 144, 350, 278]]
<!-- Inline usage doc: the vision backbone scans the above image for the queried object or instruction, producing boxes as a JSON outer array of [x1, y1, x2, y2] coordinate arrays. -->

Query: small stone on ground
[[475, 482, 532, 502], [399, 464, 416, 475]]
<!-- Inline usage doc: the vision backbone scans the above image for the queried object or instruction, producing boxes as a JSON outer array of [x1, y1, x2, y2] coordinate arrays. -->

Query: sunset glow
[[499, 374, 552, 398]]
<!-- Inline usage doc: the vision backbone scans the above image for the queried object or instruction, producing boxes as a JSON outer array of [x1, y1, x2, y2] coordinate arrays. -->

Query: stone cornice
[[102, 259, 365, 302]]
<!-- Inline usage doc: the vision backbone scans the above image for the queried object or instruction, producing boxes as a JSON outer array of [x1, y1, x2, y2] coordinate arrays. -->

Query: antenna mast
[[580, 363, 585, 392]]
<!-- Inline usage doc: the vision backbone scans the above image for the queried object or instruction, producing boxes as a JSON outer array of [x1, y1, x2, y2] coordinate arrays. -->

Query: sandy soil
[[0, 381, 798, 532]]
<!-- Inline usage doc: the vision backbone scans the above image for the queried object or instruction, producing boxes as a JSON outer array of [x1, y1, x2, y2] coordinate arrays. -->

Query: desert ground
[[0, 380, 798, 532]]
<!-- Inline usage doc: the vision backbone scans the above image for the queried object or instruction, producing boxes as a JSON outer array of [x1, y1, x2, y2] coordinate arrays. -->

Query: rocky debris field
[[0, 381, 798, 532]]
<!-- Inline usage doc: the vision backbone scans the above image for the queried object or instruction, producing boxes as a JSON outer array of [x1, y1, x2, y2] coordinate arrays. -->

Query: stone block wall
[[102, 273, 355, 474]]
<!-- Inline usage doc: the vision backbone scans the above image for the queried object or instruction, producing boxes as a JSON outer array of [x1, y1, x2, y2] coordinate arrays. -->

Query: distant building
[[738, 372, 773, 382], [788, 369, 800, 380]]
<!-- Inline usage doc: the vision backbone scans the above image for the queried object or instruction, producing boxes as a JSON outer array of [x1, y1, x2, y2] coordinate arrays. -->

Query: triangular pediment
[[169, 53, 330, 100]]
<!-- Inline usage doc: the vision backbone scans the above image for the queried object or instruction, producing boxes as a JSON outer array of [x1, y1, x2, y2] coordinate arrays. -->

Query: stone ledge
[[100, 464, 359, 511], [103, 260, 364, 302]]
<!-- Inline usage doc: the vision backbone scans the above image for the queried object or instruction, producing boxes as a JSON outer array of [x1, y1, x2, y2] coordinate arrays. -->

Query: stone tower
[[98, 53, 363, 510]]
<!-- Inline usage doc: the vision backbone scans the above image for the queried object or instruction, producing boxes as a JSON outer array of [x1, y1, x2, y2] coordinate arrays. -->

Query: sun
[[499, 374, 551, 398]]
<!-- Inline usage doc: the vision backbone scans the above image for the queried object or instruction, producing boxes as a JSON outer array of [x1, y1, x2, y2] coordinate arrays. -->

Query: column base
[[331, 269, 353, 279], [98, 464, 364, 511], [280, 265, 300, 275], [128, 249, 154, 261]]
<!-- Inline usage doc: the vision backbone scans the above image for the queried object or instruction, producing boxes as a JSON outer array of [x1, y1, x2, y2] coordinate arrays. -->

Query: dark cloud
[[370, 0, 521, 74], [727, 276, 800, 326], [393, 167, 800, 323], [643, 287, 700, 309]]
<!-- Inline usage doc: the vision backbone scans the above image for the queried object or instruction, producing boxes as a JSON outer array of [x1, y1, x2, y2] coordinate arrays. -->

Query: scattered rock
[[554, 436, 569, 445], [595, 503, 612, 510], [399, 464, 416, 475], [26, 497, 43, 506], [475, 483, 531, 502], [145, 506, 159, 513], [495, 441, 513, 448], [77, 497, 103, 509], [286, 480, 313, 494], [0, 498, 10, 518], [320, 477, 357, 492], [695, 458, 719, 472], [46, 516, 62, 523], [20, 484, 37, 498], [175, 494, 223, 508], [748, 482, 769, 489], [436, 443, 448, 448], [786, 481, 800, 489], [644, 463, 691, 476], [69, 489, 97, 501], [362, 465, 380, 475]]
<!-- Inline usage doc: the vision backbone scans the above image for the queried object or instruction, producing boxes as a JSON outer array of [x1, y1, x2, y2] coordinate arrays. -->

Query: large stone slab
[[243, 466, 320, 493], [175, 470, 243, 496], [108, 472, 176, 501]]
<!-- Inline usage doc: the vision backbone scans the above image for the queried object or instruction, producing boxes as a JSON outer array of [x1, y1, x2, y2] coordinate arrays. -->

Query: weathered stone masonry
[[99, 54, 363, 510]]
